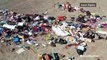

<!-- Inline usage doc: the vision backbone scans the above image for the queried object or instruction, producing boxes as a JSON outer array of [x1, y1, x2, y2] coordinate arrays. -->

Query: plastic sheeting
[[52, 26, 69, 36]]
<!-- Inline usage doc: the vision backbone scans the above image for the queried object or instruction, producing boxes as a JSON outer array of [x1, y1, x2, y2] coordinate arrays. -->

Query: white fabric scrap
[[18, 22, 24, 26], [3, 24, 16, 30], [16, 48, 25, 54]]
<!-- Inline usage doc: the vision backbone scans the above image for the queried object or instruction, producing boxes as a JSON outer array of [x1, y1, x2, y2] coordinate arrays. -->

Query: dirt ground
[[0, 0, 107, 60]]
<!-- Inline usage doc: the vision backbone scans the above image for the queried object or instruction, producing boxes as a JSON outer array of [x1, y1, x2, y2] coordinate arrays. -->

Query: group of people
[[0, 2, 106, 60]]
